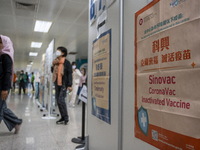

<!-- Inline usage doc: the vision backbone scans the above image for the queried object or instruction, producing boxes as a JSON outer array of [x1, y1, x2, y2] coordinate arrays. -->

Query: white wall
[[122, 0, 159, 149], [87, 0, 160, 150], [87, 0, 120, 150]]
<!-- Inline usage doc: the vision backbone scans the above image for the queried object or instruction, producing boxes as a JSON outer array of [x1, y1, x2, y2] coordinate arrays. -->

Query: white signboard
[[78, 85, 88, 103], [90, 0, 114, 25]]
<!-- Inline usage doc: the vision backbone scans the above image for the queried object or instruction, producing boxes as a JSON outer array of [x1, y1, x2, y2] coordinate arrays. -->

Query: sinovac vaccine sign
[[135, 0, 200, 149]]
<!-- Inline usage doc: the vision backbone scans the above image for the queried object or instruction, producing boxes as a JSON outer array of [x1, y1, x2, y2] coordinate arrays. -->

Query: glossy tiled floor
[[0, 90, 83, 150]]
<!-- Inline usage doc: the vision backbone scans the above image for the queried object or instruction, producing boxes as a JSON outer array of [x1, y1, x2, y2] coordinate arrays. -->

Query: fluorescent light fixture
[[31, 42, 42, 48], [34, 20, 52, 33], [29, 52, 38, 56], [27, 65, 32, 67]]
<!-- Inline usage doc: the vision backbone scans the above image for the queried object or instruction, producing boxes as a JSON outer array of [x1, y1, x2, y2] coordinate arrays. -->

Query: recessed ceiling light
[[34, 20, 52, 33], [31, 42, 42, 48], [30, 62, 33, 65], [29, 52, 38, 56]]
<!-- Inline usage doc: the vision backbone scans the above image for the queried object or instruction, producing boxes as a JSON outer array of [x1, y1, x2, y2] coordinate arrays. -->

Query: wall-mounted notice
[[135, 0, 200, 150], [90, 0, 106, 25], [90, 0, 97, 25], [97, 10, 107, 38], [92, 29, 111, 124], [97, 0, 106, 17], [90, 0, 115, 25]]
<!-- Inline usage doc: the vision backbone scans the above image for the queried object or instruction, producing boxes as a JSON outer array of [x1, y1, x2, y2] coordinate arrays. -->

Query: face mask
[[56, 51, 62, 56], [72, 65, 76, 69]]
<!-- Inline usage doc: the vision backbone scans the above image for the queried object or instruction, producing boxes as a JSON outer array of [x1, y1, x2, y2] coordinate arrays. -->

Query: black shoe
[[18, 119, 23, 125], [56, 118, 64, 124], [64, 120, 69, 125]]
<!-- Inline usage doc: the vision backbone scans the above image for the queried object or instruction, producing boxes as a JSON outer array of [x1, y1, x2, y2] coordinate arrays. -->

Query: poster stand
[[37, 75, 45, 112], [42, 75, 58, 120], [74, 136, 89, 150], [41, 39, 59, 120]]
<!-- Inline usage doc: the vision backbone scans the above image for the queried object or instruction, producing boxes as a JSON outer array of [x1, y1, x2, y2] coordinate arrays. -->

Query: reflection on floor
[[0, 90, 83, 150]]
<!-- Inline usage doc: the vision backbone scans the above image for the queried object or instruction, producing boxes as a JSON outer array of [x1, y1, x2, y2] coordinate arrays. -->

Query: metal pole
[[81, 102, 86, 141], [118, 0, 124, 150]]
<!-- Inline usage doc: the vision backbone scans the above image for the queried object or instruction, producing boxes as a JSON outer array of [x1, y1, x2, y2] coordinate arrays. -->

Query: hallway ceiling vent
[[69, 52, 77, 55], [15, 1, 37, 11]]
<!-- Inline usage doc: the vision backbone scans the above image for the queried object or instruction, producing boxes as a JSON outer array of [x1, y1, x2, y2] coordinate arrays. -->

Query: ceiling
[[0, 0, 89, 71]]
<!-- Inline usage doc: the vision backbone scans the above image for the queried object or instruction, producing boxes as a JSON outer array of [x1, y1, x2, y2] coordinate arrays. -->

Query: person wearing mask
[[77, 68, 87, 105], [52, 47, 72, 125], [18, 70, 26, 95], [69, 62, 82, 107], [0, 35, 22, 134], [31, 72, 35, 92]]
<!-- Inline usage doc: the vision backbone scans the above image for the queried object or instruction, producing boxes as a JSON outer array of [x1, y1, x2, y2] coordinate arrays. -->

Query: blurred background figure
[[31, 72, 35, 92], [18, 70, 26, 95], [34, 72, 40, 99], [25, 72, 29, 92], [69, 62, 82, 107], [12, 72, 17, 92]]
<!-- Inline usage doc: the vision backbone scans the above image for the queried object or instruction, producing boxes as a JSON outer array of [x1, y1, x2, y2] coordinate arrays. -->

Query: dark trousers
[[19, 82, 25, 94], [35, 82, 39, 99], [31, 82, 35, 91], [13, 82, 16, 90], [0, 92, 22, 131], [55, 84, 68, 121]]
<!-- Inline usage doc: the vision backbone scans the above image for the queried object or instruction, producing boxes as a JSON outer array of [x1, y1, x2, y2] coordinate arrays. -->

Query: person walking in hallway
[[52, 47, 72, 125], [69, 62, 82, 107], [18, 70, 26, 95], [31, 72, 35, 92], [12, 72, 17, 92], [0, 35, 22, 134]]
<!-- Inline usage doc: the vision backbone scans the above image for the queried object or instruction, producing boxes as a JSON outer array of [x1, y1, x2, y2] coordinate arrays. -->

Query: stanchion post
[[72, 101, 86, 144]]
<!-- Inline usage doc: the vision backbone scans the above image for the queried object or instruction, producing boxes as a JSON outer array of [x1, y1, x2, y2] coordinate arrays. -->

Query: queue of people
[[0, 34, 87, 133]]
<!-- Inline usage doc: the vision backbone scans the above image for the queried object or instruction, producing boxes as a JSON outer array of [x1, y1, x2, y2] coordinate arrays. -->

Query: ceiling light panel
[[27, 65, 32, 67], [31, 42, 42, 48], [34, 20, 52, 33], [29, 52, 38, 56]]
